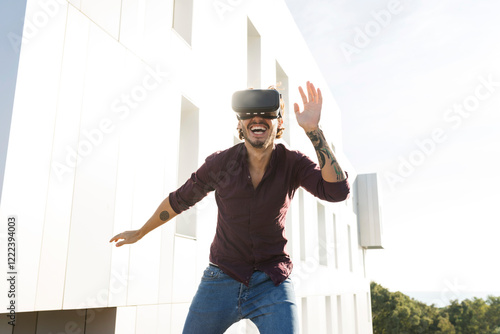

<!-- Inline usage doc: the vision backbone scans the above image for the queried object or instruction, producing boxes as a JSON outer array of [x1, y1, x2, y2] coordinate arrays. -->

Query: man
[[109, 81, 349, 333]]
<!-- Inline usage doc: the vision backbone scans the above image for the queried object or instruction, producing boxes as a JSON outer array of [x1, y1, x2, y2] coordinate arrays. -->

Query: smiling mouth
[[249, 124, 268, 135]]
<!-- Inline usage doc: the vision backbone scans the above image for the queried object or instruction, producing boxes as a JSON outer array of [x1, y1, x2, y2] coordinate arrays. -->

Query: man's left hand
[[294, 81, 322, 133]]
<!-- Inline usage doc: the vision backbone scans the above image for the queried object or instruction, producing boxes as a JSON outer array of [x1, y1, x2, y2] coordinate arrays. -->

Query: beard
[[240, 125, 276, 149]]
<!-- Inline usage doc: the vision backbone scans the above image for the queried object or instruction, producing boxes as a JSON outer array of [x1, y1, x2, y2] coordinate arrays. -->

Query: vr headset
[[232, 89, 282, 120]]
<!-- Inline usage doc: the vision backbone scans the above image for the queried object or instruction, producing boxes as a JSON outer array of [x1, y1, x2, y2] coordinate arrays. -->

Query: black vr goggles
[[232, 89, 282, 120]]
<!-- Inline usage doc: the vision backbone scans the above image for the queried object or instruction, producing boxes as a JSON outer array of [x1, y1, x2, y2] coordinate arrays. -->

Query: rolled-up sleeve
[[296, 154, 350, 202], [169, 155, 216, 214]]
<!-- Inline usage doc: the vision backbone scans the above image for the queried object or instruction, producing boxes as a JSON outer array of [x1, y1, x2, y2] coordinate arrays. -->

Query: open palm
[[294, 81, 322, 132]]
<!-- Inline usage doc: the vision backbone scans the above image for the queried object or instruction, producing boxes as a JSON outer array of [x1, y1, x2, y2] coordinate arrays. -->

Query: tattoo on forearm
[[306, 128, 344, 181], [334, 164, 343, 181], [159, 211, 170, 221], [306, 129, 334, 168]]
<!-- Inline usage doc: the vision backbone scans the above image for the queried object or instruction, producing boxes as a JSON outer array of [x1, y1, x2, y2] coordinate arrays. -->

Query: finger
[[317, 88, 322, 105], [109, 234, 121, 243], [309, 82, 318, 102], [293, 102, 300, 115], [307, 81, 314, 102], [116, 236, 130, 246], [298, 86, 307, 105]]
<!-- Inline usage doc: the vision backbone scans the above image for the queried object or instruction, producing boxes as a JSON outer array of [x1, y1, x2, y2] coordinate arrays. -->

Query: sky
[[0, 0, 26, 202], [284, 0, 500, 305]]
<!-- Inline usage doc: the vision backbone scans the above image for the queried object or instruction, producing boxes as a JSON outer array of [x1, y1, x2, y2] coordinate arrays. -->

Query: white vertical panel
[[194, 198, 217, 278], [176, 96, 199, 237], [108, 121, 134, 307], [63, 23, 125, 309], [336, 218, 346, 272], [336, 295, 343, 334], [157, 88, 181, 305], [361, 290, 373, 334], [124, 60, 175, 305], [0, 0, 68, 312], [115, 306, 137, 334], [119, 0, 145, 51], [141, 0, 174, 64], [284, 201, 294, 259], [342, 293, 355, 334], [125, 153, 163, 308], [108, 53, 151, 307], [348, 225, 354, 273], [35, 5, 90, 311], [353, 294, 359, 334], [317, 203, 327, 266], [307, 295, 326, 334], [275, 61, 291, 145], [357, 173, 383, 249], [120, 0, 176, 67], [81, 0, 122, 39], [247, 19, 261, 88], [172, 0, 193, 45], [260, 31, 276, 88], [331, 213, 339, 269], [170, 303, 190, 334], [302, 194, 318, 262], [298, 189, 306, 261], [157, 304, 172, 334], [301, 297, 308, 333], [324, 209, 335, 268], [158, 221, 176, 304], [366, 291, 373, 333], [325, 296, 333, 334], [356, 293, 367, 334], [288, 194, 301, 262], [172, 236, 198, 303], [108, 51, 171, 307], [136, 305, 159, 334]]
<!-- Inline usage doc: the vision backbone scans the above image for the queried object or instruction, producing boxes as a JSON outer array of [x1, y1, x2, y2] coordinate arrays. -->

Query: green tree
[[486, 296, 500, 333], [446, 298, 490, 334], [371, 282, 500, 334], [435, 313, 456, 334], [371, 282, 436, 334]]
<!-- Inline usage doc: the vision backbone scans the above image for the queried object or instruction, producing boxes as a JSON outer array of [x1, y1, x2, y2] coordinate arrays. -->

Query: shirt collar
[[239, 142, 278, 171]]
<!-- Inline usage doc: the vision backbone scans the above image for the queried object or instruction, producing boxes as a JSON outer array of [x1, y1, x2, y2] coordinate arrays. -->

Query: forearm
[[305, 128, 346, 182], [139, 196, 178, 238]]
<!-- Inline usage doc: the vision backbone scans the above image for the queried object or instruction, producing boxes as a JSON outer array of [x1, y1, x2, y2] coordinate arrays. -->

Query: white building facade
[[0, 0, 380, 333]]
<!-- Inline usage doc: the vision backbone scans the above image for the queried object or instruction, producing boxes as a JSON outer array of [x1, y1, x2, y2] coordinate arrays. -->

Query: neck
[[244, 141, 275, 172]]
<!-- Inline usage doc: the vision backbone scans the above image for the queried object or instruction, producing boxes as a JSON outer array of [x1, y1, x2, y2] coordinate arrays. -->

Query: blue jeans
[[182, 264, 299, 334]]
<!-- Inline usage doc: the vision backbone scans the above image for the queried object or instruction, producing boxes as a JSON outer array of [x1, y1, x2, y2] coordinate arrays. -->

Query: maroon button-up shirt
[[169, 143, 350, 286]]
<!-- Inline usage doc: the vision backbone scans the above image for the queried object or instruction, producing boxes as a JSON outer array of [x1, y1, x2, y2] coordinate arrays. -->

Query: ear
[[237, 119, 243, 131], [277, 117, 284, 129]]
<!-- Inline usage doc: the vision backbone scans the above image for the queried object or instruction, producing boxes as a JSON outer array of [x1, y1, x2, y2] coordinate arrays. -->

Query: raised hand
[[294, 81, 322, 132]]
